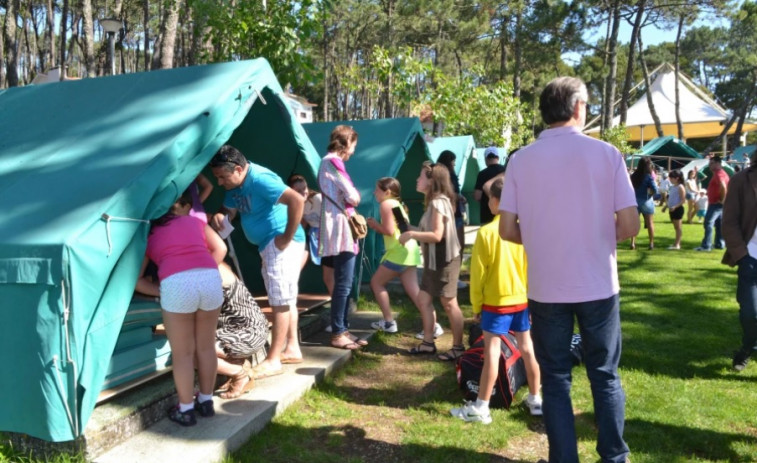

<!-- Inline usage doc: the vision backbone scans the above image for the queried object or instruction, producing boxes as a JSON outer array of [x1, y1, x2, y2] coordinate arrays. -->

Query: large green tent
[[626, 135, 702, 171], [0, 59, 319, 442], [426, 135, 479, 224], [302, 118, 431, 281]]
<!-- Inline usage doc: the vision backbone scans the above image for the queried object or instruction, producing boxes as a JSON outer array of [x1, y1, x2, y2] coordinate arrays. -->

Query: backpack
[[456, 329, 527, 409]]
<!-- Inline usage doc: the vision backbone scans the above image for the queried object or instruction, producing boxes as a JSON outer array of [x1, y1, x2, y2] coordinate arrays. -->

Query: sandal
[[219, 366, 254, 399], [408, 340, 437, 355], [331, 334, 361, 350], [438, 345, 465, 361], [345, 331, 368, 346]]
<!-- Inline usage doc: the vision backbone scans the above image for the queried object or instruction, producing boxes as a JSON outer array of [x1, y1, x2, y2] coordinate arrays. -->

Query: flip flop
[[331, 334, 361, 350], [281, 356, 304, 364], [251, 363, 284, 380], [345, 331, 368, 346]]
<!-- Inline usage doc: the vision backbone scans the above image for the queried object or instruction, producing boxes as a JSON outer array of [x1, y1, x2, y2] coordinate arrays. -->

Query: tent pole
[[640, 126, 644, 148]]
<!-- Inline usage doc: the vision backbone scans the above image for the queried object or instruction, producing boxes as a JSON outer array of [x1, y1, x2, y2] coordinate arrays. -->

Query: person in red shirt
[[695, 156, 730, 251]]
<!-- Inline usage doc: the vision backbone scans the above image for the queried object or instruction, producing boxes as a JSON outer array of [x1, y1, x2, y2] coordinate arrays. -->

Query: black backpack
[[456, 326, 527, 409]]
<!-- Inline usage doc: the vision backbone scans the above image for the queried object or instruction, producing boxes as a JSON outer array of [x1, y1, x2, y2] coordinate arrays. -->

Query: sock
[[197, 393, 213, 404], [475, 398, 489, 410], [178, 402, 194, 412], [528, 393, 541, 403]]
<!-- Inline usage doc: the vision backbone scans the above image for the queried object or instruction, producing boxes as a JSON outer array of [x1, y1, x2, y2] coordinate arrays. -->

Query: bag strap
[[321, 190, 349, 217]]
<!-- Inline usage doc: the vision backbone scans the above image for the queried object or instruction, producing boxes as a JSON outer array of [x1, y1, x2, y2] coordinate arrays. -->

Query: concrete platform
[[91, 310, 382, 463]]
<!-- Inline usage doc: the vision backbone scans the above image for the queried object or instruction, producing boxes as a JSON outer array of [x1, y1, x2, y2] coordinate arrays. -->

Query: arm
[[499, 211, 522, 244], [718, 179, 728, 204], [134, 256, 160, 297], [473, 189, 483, 201], [274, 187, 305, 250], [616, 205, 640, 242], [366, 201, 396, 236], [399, 207, 444, 245], [195, 174, 214, 202], [211, 206, 237, 231], [204, 224, 228, 264], [469, 231, 486, 317], [722, 177, 747, 262]]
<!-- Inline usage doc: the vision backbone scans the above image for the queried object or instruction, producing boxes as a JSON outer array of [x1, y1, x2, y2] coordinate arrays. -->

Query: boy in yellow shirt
[[451, 177, 542, 424]]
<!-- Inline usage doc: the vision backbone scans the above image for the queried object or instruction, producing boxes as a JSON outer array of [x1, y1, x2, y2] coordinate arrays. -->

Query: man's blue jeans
[[737, 255, 757, 356], [330, 251, 356, 336], [529, 295, 629, 463], [700, 203, 724, 250]]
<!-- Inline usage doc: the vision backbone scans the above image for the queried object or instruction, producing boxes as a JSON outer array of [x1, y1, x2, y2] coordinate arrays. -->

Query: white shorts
[[260, 239, 305, 307], [160, 268, 223, 314]]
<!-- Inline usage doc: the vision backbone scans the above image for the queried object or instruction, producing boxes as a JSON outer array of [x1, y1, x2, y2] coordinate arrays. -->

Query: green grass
[[4, 211, 756, 462]]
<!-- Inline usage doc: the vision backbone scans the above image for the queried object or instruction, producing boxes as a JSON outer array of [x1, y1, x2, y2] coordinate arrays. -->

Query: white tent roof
[[586, 66, 757, 142]]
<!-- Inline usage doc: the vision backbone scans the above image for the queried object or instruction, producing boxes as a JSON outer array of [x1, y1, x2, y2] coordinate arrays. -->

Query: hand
[[474, 313, 481, 323], [399, 231, 412, 245], [274, 234, 291, 251], [366, 217, 378, 229], [210, 213, 225, 231]]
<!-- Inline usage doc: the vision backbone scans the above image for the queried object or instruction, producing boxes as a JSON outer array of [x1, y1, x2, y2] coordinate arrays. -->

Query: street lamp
[[100, 18, 122, 75]]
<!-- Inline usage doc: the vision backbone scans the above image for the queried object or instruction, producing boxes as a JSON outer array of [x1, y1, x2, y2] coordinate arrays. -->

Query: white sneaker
[[526, 394, 543, 416], [370, 320, 398, 333], [450, 401, 492, 424], [415, 323, 444, 340]]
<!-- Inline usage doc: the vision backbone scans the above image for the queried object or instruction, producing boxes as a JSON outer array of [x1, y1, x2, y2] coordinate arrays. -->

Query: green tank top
[[382, 198, 421, 266]]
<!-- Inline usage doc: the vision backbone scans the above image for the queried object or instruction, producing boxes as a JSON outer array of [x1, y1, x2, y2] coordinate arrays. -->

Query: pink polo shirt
[[500, 126, 636, 303]]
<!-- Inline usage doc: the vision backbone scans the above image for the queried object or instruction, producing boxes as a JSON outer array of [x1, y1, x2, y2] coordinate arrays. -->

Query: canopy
[[0, 58, 319, 442], [303, 118, 431, 281], [626, 136, 703, 171], [586, 65, 757, 142]]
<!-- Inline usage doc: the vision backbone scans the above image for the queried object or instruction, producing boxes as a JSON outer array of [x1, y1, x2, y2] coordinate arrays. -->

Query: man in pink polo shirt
[[499, 76, 639, 463]]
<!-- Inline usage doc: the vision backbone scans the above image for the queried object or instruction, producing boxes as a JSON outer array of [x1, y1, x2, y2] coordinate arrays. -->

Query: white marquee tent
[[585, 64, 757, 143]]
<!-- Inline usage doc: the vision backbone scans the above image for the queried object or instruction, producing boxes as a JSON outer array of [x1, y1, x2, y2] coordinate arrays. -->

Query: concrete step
[[90, 310, 381, 463]]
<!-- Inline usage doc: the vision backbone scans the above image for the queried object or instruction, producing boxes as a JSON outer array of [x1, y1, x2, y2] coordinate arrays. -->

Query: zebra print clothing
[[216, 277, 268, 358]]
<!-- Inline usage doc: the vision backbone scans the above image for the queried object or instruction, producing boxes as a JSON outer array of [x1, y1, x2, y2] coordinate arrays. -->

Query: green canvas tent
[[0, 58, 320, 442], [426, 135, 479, 225], [302, 118, 431, 281], [626, 135, 702, 171]]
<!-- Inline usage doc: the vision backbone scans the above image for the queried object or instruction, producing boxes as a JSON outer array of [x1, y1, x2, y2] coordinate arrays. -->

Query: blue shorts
[[697, 210, 706, 218], [480, 308, 531, 335], [381, 260, 412, 273]]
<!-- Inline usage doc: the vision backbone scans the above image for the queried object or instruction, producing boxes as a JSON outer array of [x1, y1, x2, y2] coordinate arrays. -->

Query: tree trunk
[[152, 0, 180, 69], [602, 0, 621, 135], [4, 0, 21, 87], [80, 0, 95, 77], [512, 8, 522, 98], [732, 72, 757, 145], [46, 0, 55, 70], [499, 13, 508, 81], [143, 0, 150, 70], [59, 0, 69, 79], [638, 33, 663, 137], [674, 13, 685, 140], [30, 2, 45, 74], [619, 0, 647, 125]]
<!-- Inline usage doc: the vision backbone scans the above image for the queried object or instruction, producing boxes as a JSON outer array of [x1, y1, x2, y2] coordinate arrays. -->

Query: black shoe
[[195, 397, 215, 417], [167, 405, 197, 426], [732, 350, 750, 372]]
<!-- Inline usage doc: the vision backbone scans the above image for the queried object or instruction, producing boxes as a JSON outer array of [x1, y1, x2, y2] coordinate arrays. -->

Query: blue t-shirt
[[223, 162, 305, 249]]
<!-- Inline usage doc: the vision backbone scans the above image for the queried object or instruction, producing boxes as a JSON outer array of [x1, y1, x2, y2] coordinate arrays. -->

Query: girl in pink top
[[136, 190, 227, 426]]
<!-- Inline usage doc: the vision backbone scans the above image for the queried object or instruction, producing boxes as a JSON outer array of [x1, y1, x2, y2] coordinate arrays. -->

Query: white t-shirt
[[748, 227, 757, 258], [303, 193, 322, 228]]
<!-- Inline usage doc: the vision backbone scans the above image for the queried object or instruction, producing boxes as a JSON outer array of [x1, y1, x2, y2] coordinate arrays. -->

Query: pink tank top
[[146, 215, 217, 280]]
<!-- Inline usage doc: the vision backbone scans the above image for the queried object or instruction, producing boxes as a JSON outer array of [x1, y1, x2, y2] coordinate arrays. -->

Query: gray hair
[[539, 77, 588, 125]]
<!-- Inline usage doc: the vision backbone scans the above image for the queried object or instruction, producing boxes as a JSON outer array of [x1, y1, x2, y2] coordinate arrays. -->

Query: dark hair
[[630, 157, 653, 188], [150, 189, 193, 231], [710, 155, 723, 164], [437, 150, 456, 170], [668, 169, 683, 183], [489, 177, 504, 199], [539, 77, 588, 125], [287, 173, 306, 187], [376, 177, 401, 200], [210, 145, 247, 171], [327, 125, 358, 156]]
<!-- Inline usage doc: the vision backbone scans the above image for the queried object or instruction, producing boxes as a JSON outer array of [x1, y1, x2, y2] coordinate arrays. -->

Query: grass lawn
[[3, 210, 755, 462]]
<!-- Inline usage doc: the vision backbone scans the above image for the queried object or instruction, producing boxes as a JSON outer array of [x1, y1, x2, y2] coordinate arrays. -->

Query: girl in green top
[[366, 177, 422, 333]]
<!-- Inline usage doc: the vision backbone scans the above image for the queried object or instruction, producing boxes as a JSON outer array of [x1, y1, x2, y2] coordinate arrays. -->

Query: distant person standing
[[474, 148, 506, 224], [695, 156, 730, 251], [721, 153, 757, 372], [500, 76, 639, 463], [210, 145, 306, 379]]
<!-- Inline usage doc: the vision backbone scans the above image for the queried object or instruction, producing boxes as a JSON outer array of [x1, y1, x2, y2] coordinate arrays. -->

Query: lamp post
[[100, 18, 122, 75]]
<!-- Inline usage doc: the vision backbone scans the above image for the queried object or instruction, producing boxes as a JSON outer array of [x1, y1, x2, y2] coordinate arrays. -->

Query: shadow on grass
[[624, 417, 757, 461], [229, 422, 533, 463]]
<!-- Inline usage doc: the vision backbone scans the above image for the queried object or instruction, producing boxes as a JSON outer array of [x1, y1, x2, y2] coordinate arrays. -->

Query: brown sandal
[[331, 333, 361, 350], [219, 365, 254, 399], [344, 331, 368, 346]]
